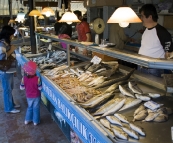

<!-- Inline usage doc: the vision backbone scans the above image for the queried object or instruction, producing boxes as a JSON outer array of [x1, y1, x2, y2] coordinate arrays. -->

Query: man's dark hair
[[139, 4, 158, 22], [73, 10, 82, 18]]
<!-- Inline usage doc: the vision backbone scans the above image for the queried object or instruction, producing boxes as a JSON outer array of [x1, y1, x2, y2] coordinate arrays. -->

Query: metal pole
[[28, 0, 37, 54]]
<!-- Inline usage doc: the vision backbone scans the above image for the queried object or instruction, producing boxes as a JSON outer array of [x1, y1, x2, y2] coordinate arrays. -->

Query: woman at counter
[[0, 25, 20, 113], [138, 4, 173, 77]]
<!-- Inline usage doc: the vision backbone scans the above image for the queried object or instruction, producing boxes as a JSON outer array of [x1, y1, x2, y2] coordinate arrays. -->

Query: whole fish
[[77, 68, 84, 74], [129, 123, 145, 136], [121, 126, 139, 140], [104, 80, 128, 94], [128, 81, 143, 94], [97, 65, 119, 77], [148, 93, 161, 98], [166, 107, 173, 115], [78, 92, 114, 108], [111, 126, 128, 140], [135, 94, 151, 101], [84, 62, 92, 70], [87, 64, 101, 73], [70, 68, 80, 77], [114, 113, 129, 124], [88, 76, 106, 87], [133, 110, 148, 121], [144, 112, 159, 122], [100, 119, 111, 129], [119, 99, 142, 111], [119, 85, 135, 98], [134, 104, 145, 116], [153, 114, 168, 122], [94, 69, 135, 89], [106, 116, 122, 126], [93, 98, 121, 116], [102, 98, 126, 116], [95, 68, 106, 73]]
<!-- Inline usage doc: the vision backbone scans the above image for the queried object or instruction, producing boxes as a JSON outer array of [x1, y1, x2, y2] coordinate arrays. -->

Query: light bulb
[[46, 12, 50, 17], [67, 22, 72, 24], [119, 22, 129, 28]]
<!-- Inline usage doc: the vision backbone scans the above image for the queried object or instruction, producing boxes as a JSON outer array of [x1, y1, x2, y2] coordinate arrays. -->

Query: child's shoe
[[24, 121, 29, 125]]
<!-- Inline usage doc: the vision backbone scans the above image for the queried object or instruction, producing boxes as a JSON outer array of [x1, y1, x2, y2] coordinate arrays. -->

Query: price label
[[90, 56, 102, 64], [144, 101, 162, 111]]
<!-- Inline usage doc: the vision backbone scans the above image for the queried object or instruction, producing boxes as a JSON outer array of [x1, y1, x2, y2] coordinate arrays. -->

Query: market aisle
[[0, 75, 69, 143]]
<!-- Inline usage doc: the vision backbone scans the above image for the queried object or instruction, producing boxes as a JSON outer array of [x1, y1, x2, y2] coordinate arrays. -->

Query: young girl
[[20, 61, 42, 125]]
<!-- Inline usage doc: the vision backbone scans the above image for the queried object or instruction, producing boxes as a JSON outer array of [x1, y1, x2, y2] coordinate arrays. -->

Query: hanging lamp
[[107, 0, 141, 28], [38, 15, 45, 19], [58, 0, 80, 24], [29, 9, 41, 17], [41, 6, 55, 17]]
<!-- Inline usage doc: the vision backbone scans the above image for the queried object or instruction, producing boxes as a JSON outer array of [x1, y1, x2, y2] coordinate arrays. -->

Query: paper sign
[[144, 101, 162, 111], [91, 56, 102, 64]]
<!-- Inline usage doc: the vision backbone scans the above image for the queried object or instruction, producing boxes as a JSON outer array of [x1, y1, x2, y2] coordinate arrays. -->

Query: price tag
[[144, 101, 162, 111], [90, 56, 102, 64]]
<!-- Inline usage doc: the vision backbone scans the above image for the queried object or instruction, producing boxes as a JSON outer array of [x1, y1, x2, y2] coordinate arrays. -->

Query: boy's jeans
[[25, 97, 41, 124]]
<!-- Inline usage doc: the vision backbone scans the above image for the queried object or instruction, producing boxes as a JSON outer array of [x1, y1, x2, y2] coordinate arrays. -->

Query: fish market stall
[[14, 33, 173, 143]]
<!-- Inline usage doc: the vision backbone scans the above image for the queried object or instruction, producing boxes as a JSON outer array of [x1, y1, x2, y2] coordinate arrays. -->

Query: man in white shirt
[[138, 4, 173, 77]]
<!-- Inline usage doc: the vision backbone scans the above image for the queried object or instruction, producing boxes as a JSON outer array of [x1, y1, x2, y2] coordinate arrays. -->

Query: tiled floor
[[0, 75, 69, 143]]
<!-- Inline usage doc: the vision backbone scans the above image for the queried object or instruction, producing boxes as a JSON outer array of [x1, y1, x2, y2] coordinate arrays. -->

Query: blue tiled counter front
[[15, 51, 112, 143]]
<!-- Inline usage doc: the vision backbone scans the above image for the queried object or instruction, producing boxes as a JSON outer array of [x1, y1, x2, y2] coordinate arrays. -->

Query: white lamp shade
[[29, 9, 41, 17], [17, 12, 25, 20], [107, 7, 141, 24], [41, 7, 55, 17], [15, 18, 25, 23], [58, 12, 81, 23]]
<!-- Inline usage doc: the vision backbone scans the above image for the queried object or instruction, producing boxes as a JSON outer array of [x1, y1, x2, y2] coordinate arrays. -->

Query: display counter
[[15, 50, 173, 143], [36, 33, 173, 70], [15, 33, 173, 143]]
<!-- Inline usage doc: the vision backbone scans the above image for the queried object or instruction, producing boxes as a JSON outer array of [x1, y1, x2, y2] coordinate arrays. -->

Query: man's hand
[[82, 48, 88, 56]]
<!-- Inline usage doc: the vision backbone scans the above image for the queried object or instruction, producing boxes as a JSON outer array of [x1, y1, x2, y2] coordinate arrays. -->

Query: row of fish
[[99, 113, 145, 140], [133, 104, 173, 122], [119, 81, 161, 101]]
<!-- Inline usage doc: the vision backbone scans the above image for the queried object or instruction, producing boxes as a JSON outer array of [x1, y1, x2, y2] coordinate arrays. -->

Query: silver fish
[[144, 112, 159, 122], [100, 119, 111, 129], [104, 80, 128, 94], [129, 123, 145, 136], [134, 104, 145, 116], [93, 98, 121, 116], [106, 116, 122, 126], [95, 68, 106, 73], [121, 127, 139, 140], [119, 99, 142, 111], [88, 76, 106, 87], [128, 81, 143, 94], [166, 107, 173, 115], [148, 93, 161, 98], [70, 68, 80, 77], [133, 110, 148, 121], [114, 113, 129, 124], [111, 126, 128, 140], [94, 69, 135, 89], [135, 94, 151, 101], [102, 98, 126, 116], [79, 92, 114, 108], [119, 85, 135, 98], [77, 68, 84, 74], [153, 114, 168, 122]]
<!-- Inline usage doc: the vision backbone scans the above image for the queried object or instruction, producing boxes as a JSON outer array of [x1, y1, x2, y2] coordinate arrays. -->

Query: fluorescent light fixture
[[107, 7, 141, 27]]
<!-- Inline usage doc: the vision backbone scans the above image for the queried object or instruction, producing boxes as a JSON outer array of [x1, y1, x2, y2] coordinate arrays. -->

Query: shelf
[[36, 33, 173, 70]]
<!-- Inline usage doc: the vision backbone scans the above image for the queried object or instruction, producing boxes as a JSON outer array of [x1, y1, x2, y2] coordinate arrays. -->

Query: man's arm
[[85, 33, 91, 42]]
